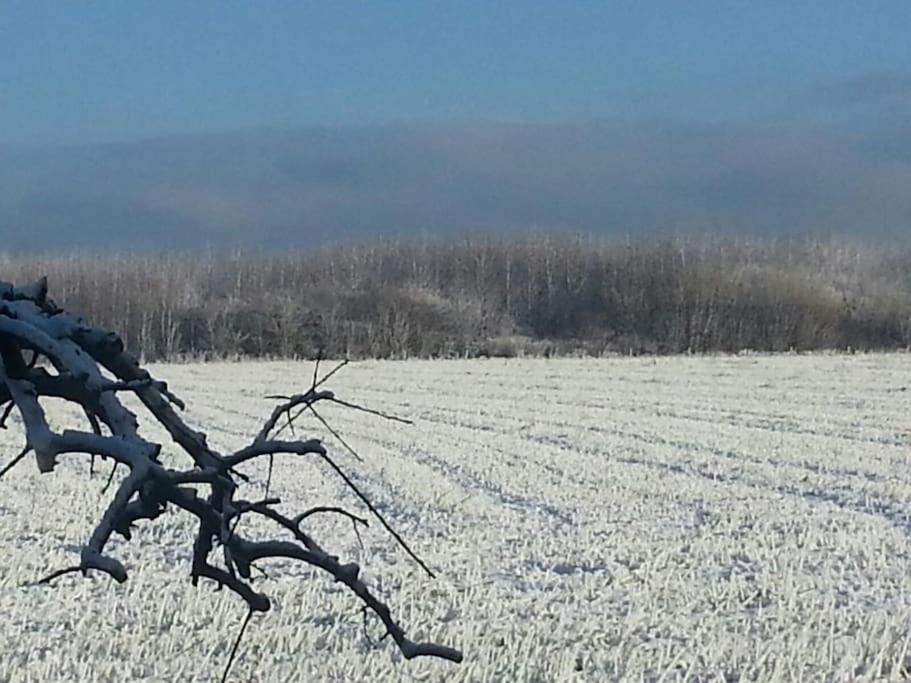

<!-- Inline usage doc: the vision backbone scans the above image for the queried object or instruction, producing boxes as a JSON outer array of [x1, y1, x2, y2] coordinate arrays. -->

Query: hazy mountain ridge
[[1, 120, 909, 251]]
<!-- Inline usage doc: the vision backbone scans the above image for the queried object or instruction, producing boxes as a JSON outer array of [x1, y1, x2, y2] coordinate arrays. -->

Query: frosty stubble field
[[2, 355, 911, 681]]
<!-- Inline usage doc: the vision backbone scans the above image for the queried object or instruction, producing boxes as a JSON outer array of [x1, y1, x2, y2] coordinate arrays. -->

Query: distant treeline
[[3, 234, 911, 360]]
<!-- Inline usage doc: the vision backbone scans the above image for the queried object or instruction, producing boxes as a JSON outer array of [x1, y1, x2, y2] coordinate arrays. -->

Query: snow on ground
[[2, 354, 911, 681]]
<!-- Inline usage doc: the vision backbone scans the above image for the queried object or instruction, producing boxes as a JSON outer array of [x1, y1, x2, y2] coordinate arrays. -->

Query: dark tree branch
[[257, 389, 334, 441], [0, 277, 462, 677], [223, 438, 326, 469]]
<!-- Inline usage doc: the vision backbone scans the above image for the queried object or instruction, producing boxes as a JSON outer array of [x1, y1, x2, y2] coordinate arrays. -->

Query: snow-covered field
[[2, 355, 911, 682]]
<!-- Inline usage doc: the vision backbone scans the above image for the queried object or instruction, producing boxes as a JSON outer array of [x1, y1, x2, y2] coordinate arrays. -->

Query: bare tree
[[0, 278, 462, 680]]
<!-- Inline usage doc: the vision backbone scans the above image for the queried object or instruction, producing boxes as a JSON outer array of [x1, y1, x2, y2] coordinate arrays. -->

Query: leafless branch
[[0, 277, 462, 678], [327, 397, 413, 425]]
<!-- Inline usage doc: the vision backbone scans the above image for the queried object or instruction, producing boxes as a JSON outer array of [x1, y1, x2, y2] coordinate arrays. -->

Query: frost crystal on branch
[[0, 277, 462, 678]]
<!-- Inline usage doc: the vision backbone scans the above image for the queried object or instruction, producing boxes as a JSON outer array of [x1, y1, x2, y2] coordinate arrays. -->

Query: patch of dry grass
[[2, 355, 911, 681]]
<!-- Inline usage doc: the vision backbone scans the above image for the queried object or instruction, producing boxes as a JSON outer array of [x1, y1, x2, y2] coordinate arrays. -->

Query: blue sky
[[2, 1, 910, 144]]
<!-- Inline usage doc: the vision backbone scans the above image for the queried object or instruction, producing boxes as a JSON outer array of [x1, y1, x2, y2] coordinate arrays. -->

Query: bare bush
[[4, 233, 911, 359]]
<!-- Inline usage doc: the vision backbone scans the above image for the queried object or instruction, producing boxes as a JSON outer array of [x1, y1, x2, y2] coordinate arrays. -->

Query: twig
[[309, 404, 363, 462], [0, 445, 30, 481], [34, 565, 83, 585], [221, 607, 255, 683], [264, 454, 274, 498], [296, 505, 368, 551], [0, 400, 14, 429], [84, 408, 102, 435], [316, 451, 435, 579], [101, 461, 118, 495], [295, 505, 368, 527], [228, 467, 250, 483], [311, 349, 323, 390], [313, 359, 349, 390], [269, 404, 307, 440], [263, 356, 347, 438], [327, 397, 413, 425], [259, 390, 334, 441], [249, 562, 269, 579], [284, 410, 295, 436], [225, 497, 282, 546]]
